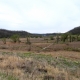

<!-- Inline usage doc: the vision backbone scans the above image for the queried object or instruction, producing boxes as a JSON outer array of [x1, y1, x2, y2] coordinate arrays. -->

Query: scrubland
[[0, 38, 80, 80]]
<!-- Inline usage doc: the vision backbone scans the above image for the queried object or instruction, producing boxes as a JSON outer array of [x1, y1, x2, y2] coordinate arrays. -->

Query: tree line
[[0, 29, 30, 38]]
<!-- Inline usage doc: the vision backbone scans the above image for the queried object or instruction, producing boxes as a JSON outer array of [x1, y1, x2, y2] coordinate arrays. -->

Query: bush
[[26, 36, 31, 45], [78, 37, 80, 41], [61, 33, 68, 42], [50, 36, 54, 40], [2, 38, 6, 44], [11, 34, 20, 43]]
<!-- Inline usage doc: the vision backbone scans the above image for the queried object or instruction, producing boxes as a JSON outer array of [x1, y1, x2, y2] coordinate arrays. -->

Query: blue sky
[[0, 0, 80, 33]]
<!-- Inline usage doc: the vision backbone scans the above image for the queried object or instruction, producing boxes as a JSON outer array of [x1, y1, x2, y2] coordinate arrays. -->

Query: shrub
[[11, 34, 20, 43], [2, 38, 6, 44], [56, 35, 59, 43], [61, 33, 68, 42], [50, 36, 54, 40], [26, 36, 31, 45]]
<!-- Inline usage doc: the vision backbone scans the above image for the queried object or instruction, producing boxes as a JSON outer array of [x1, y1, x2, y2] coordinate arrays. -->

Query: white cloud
[[0, 3, 23, 27], [0, 0, 80, 33]]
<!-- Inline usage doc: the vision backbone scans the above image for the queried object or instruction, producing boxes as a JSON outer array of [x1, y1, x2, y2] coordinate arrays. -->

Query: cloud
[[0, 0, 80, 33]]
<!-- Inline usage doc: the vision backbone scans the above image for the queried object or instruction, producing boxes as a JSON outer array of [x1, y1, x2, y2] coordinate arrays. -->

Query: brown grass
[[0, 38, 80, 80], [0, 52, 80, 80], [0, 38, 80, 52]]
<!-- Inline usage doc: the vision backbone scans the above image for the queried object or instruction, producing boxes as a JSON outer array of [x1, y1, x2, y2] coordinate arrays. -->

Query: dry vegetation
[[0, 52, 80, 80], [0, 38, 80, 52], [0, 38, 80, 80]]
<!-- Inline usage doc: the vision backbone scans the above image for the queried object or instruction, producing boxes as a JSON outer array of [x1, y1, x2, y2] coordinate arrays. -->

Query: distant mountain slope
[[1, 26, 80, 38], [68, 26, 80, 35], [0, 29, 31, 38], [0, 29, 62, 38]]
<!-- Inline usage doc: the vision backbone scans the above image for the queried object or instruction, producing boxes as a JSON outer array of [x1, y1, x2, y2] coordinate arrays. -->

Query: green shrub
[[50, 36, 54, 40], [11, 34, 20, 43], [61, 33, 68, 42], [0, 72, 18, 80]]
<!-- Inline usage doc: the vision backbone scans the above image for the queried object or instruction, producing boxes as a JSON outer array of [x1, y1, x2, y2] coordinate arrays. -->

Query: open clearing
[[0, 51, 80, 80], [0, 38, 80, 80]]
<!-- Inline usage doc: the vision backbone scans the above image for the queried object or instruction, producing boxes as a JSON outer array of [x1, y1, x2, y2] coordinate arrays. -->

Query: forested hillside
[[0, 26, 80, 38], [0, 29, 31, 38], [68, 26, 80, 35]]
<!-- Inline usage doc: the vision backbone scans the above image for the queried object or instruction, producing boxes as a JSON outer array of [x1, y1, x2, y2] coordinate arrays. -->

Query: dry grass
[[0, 38, 80, 52], [0, 52, 80, 80], [39, 51, 80, 61], [0, 38, 80, 80]]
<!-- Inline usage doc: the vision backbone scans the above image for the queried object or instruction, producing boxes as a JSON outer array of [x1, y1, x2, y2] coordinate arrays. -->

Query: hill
[[68, 26, 80, 35], [0, 29, 31, 38], [0, 29, 61, 38], [0, 26, 80, 38]]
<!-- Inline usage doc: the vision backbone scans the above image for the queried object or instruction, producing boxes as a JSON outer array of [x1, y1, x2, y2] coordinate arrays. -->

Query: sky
[[0, 0, 80, 33]]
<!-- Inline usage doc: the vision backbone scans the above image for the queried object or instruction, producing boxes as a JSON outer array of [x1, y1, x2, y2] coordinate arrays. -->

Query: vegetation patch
[[0, 72, 19, 80], [0, 52, 80, 80]]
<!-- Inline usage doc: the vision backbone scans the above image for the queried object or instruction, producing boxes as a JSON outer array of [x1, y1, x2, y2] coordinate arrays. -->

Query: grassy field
[[0, 38, 80, 52], [0, 52, 80, 80], [0, 38, 80, 80]]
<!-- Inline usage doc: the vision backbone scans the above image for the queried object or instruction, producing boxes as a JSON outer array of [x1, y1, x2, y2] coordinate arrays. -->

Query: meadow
[[0, 37, 80, 80]]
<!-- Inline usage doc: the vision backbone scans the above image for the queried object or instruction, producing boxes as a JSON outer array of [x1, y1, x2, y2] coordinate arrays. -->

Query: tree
[[11, 34, 20, 43], [56, 35, 59, 43], [76, 35, 79, 41], [50, 36, 54, 40], [69, 35, 72, 42], [26, 36, 31, 45], [61, 33, 68, 42], [71, 36, 76, 42], [77, 36, 80, 41], [26, 35, 31, 51]]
